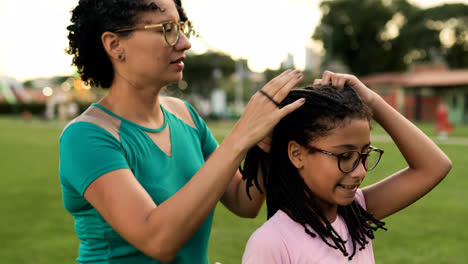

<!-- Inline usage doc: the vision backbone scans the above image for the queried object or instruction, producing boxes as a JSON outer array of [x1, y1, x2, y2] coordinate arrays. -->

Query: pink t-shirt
[[242, 189, 375, 264]]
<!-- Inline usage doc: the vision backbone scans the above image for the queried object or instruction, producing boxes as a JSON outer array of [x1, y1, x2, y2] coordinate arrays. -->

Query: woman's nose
[[175, 32, 191, 51]]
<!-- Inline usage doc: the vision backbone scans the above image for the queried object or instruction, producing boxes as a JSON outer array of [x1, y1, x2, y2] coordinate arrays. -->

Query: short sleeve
[[184, 102, 218, 158], [354, 188, 367, 210], [59, 122, 130, 196], [242, 225, 291, 264]]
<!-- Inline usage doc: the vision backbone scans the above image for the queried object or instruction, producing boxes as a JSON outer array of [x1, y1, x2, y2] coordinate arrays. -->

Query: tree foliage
[[313, 0, 468, 75], [178, 51, 238, 97], [398, 4, 468, 68]]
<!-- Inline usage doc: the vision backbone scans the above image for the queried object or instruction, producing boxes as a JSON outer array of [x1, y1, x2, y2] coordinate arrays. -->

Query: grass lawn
[[0, 116, 466, 263]]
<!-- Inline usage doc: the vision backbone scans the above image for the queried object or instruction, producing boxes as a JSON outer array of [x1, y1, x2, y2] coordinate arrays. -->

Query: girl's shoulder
[[244, 211, 305, 253], [355, 188, 367, 209], [243, 211, 293, 263]]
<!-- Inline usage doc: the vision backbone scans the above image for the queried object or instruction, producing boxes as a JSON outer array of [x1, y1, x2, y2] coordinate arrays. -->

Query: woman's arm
[[316, 71, 452, 220], [83, 70, 305, 262]]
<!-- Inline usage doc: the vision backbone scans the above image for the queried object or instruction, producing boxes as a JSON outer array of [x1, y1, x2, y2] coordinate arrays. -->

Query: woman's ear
[[288, 141, 305, 169], [101, 32, 125, 62]]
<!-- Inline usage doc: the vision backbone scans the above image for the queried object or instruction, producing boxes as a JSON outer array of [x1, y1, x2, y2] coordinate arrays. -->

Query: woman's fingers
[[255, 69, 303, 109], [260, 69, 292, 95], [233, 70, 306, 150], [261, 70, 302, 96], [277, 97, 306, 120], [272, 72, 303, 103]]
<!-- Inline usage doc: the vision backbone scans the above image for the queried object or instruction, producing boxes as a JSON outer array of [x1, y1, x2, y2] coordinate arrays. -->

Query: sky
[[1, 0, 468, 81]]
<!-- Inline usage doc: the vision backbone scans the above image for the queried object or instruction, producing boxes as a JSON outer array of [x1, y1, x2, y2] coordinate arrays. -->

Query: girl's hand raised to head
[[314, 71, 379, 108], [230, 69, 305, 152]]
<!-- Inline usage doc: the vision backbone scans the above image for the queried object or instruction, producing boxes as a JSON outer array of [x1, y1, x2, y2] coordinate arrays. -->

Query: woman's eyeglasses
[[115, 20, 196, 46], [306, 145, 384, 173]]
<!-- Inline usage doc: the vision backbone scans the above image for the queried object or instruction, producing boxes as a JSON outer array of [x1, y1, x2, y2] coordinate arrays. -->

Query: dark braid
[[241, 84, 387, 260]]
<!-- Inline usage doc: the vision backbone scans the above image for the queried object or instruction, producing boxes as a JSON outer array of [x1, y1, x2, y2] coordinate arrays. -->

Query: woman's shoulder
[[61, 104, 121, 142], [160, 96, 196, 128]]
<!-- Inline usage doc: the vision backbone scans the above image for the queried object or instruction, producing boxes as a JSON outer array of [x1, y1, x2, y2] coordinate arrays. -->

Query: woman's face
[[297, 118, 371, 219], [120, 0, 191, 87]]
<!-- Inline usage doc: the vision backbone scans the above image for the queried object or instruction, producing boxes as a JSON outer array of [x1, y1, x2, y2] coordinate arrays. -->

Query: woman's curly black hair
[[66, 0, 188, 88], [241, 85, 387, 260]]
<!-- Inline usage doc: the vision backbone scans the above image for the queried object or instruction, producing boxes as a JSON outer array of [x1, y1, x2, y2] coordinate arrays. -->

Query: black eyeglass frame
[[305, 145, 384, 173]]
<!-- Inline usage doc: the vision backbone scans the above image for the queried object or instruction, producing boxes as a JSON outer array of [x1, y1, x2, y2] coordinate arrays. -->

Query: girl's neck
[[283, 201, 338, 224], [317, 203, 338, 223]]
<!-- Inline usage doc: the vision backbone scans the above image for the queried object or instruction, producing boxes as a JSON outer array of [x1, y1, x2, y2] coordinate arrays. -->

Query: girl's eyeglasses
[[306, 145, 384, 173]]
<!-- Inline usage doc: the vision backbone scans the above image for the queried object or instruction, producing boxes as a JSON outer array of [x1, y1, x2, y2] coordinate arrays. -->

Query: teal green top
[[59, 101, 218, 264]]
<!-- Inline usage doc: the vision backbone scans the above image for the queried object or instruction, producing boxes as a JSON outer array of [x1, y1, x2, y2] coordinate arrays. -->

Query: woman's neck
[[99, 77, 166, 129]]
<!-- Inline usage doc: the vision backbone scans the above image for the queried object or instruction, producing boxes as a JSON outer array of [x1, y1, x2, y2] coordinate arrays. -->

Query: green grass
[[0, 117, 77, 263], [370, 121, 468, 138], [0, 116, 466, 263]]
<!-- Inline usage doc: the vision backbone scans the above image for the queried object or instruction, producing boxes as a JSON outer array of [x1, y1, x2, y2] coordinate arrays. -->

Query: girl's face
[[297, 118, 371, 221], [120, 0, 191, 87]]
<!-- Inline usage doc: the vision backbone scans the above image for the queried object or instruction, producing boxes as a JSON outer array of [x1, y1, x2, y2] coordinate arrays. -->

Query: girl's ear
[[288, 141, 305, 169]]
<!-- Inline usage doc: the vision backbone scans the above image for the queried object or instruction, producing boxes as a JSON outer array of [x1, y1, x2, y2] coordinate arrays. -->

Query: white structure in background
[[211, 89, 227, 117], [280, 53, 295, 69], [0, 76, 32, 104], [305, 44, 321, 73], [234, 60, 245, 114], [45, 87, 68, 120]]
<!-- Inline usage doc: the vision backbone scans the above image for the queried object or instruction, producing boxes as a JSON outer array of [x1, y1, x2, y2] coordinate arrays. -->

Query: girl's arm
[[220, 131, 273, 218], [220, 168, 265, 218], [317, 71, 452, 220], [83, 70, 304, 262]]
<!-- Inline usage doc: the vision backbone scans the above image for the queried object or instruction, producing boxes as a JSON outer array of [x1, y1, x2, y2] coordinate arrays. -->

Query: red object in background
[[435, 103, 452, 134], [22, 111, 32, 121]]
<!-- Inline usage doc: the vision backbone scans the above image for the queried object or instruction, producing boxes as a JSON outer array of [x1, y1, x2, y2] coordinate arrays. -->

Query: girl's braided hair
[[241, 84, 387, 260]]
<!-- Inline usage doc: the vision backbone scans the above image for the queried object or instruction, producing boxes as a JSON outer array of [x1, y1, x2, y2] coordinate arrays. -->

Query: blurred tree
[[313, 0, 468, 75], [263, 68, 287, 82], [179, 51, 239, 97], [397, 4, 468, 68], [313, 0, 398, 75], [263, 68, 318, 88], [22, 80, 34, 88]]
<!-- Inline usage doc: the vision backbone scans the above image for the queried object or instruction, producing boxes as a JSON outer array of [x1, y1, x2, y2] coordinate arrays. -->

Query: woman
[[60, 0, 305, 263], [241, 71, 452, 263]]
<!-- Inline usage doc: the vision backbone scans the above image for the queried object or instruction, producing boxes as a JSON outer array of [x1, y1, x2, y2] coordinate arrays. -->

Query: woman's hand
[[314, 70, 379, 108], [257, 132, 272, 153], [229, 70, 305, 152]]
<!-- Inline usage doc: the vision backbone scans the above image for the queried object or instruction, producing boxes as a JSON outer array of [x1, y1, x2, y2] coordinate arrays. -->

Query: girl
[[241, 71, 451, 263]]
